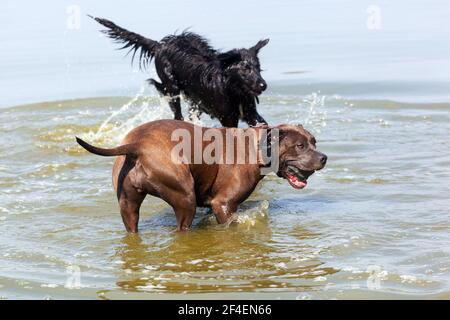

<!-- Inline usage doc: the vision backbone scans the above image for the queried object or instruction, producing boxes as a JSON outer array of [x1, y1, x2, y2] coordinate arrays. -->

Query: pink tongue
[[288, 175, 307, 189]]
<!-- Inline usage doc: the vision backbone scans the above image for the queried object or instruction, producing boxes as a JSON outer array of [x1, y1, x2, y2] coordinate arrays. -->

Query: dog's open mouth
[[283, 165, 315, 189]]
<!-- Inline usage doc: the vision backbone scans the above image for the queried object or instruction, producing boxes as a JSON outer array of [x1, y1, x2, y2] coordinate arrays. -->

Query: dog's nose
[[259, 81, 267, 91], [319, 154, 328, 165]]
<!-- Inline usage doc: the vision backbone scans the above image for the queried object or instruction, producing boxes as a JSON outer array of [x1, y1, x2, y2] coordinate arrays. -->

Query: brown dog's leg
[[114, 155, 146, 233], [174, 204, 196, 231], [210, 198, 238, 225], [118, 191, 145, 233], [167, 191, 196, 231], [116, 164, 146, 233]]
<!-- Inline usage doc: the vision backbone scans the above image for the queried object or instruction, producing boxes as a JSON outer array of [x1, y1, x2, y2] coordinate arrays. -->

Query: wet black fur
[[91, 16, 270, 127]]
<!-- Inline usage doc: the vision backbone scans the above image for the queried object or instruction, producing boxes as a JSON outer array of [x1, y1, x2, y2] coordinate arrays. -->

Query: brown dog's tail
[[76, 137, 139, 157]]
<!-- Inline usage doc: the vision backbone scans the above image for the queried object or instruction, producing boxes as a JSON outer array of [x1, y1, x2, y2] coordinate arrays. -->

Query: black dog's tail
[[89, 15, 160, 68], [76, 137, 139, 157]]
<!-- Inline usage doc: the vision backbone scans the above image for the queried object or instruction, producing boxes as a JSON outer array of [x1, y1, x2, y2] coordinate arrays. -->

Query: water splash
[[199, 200, 269, 229], [86, 85, 172, 145], [278, 92, 328, 133], [235, 200, 269, 227], [84, 85, 207, 146], [94, 86, 146, 139], [301, 92, 328, 133]]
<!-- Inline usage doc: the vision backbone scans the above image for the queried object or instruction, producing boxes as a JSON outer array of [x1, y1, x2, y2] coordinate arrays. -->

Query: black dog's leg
[[188, 106, 203, 121], [242, 100, 267, 126], [154, 58, 184, 121], [148, 78, 165, 95], [219, 114, 239, 127], [168, 96, 183, 121], [148, 78, 183, 120], [245, 111, 267, 127]]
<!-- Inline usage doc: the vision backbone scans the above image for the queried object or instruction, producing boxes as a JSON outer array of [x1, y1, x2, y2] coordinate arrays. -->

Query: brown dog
[[76, 120, 327, 232]]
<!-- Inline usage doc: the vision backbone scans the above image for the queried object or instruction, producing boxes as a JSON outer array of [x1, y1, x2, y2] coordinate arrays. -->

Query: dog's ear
[[267, 127, 288, 144], [251, 39, 270, 53], [218, 51, 241, 69], [278, 128, 288, 141], [272, 125, 289, 142]]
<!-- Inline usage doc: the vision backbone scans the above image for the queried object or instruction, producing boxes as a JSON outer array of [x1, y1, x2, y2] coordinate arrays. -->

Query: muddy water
[[1, 0, 450, 300], [1, 88, 449, 299]]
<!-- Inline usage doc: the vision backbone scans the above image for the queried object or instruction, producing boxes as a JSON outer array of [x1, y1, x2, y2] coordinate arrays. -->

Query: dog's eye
[[296, 143, 304, 149]]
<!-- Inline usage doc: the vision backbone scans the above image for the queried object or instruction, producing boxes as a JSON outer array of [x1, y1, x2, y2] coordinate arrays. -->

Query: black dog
[[90, 16, 269, 127]]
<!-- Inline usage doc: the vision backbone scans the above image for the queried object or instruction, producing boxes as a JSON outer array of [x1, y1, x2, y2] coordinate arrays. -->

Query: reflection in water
[[115, 204, 337, 294]]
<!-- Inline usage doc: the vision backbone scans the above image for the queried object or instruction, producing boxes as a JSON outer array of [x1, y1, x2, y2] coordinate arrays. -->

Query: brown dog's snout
[[314, 152, 327, 170], [319, 153, 327, 166]]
